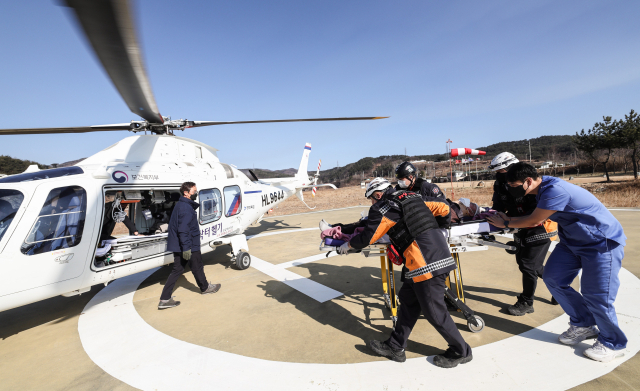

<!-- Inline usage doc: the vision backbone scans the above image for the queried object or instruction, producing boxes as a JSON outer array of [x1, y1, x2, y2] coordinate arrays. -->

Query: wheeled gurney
[[320, 220, 517, 332]]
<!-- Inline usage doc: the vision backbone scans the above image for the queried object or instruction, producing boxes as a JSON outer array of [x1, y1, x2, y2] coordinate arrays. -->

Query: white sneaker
[[558, 323, 599, 345], [319, 219, 332, 231], [583, 340, 624, 362]]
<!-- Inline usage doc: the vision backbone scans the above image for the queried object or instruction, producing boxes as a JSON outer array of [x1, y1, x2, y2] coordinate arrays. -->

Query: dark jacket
[[395, 177, 446, 201], [100, 202, 137, 241], [349, 188, 455, 283], [492, 178, 558, 245], [167, 197, 201, 252], [491, 179, 538, 217]]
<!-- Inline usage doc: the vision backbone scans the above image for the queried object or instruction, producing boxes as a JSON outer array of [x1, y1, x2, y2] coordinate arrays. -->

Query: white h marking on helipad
[[246, 228, 342, 302], [249, 255, 342, 303]]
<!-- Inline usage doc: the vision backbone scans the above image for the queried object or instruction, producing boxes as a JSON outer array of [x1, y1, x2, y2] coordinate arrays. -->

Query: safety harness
[[384, 190, 439, 254]]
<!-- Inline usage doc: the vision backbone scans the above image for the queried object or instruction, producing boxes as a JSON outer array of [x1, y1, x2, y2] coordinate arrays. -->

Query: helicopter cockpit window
[[0, 166, 84, 183], [21, 186, 87, 256], [0, 190, 24, 243], [199, 188, 222, 224], [223, 186, 242, 217]]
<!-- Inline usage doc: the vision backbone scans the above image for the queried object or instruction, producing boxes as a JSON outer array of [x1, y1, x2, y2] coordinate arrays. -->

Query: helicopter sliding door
[[2, 180, 98, 297]]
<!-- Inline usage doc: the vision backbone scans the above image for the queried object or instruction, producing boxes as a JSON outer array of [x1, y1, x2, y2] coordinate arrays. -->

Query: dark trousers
[[386, 274, 471, 357], [516, 238, 551, 306], [160, 251, 209, 300]]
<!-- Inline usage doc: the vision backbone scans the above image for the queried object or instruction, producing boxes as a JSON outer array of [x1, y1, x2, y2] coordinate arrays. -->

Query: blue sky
[[1, 0, 639, 170]]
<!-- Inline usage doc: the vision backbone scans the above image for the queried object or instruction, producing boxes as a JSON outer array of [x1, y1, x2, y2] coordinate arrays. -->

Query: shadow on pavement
[[0, 284, 105, 340], [244, 219, 302, 237]]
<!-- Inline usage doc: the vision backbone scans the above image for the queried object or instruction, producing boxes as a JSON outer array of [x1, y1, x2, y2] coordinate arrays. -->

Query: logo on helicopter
[[112, 171, 129, 183]]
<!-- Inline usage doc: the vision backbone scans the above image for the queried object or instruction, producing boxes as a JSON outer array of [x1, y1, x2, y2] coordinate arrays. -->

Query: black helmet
[[395, 161, 417, 179]]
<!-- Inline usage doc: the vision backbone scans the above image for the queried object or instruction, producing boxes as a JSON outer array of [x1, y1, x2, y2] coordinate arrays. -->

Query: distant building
[[447, 171, 465, 182]]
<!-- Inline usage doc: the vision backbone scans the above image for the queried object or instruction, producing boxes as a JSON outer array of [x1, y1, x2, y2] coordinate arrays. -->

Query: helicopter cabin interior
[[94, 185, 231, 270], [94, 188, 178, 269]]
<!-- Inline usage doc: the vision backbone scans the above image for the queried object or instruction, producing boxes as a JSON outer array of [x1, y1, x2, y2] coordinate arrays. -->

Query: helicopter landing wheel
[[235, 251, 251, 270]]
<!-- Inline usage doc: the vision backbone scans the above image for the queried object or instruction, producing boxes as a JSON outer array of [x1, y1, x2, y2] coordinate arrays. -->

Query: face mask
[[397, 179, 408, 189], [508, 182, 527, 199], [496, 172, 507, 183], [190, 193, 198, 201]]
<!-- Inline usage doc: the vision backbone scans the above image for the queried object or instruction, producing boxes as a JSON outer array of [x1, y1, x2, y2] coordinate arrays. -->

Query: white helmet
[[365, 177, 391, 198], [489, 152, 519, 172]]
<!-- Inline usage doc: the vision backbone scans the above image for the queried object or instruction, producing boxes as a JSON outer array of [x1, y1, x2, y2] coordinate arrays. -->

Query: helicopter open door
[[0, 180, 98, 300]]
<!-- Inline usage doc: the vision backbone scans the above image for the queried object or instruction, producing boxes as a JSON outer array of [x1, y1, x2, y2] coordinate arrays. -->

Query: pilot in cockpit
[[100, 193, 139, 241]]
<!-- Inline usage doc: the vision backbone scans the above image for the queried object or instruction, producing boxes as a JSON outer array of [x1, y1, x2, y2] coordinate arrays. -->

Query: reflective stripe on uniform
[[405, 256, 456, 279], [525, 231, 558, 243]]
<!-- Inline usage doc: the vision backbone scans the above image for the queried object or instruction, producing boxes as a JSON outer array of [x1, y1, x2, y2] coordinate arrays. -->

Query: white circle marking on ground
[[78, 238, 640, 390]]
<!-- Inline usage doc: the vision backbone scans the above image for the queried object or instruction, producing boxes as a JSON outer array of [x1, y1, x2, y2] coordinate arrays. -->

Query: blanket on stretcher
[[322, 220, 502, 247]]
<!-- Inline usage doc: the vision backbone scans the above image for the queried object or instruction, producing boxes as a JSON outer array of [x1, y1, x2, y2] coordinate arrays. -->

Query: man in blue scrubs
[[488, 162, 627, 362]]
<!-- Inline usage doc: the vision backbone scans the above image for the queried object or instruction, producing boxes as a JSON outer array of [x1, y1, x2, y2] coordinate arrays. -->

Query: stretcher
[[96, 233, 169, 266], [320, 220, 517, 332]]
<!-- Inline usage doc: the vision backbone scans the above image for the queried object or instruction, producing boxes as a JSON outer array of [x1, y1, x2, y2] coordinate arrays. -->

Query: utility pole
[[529, 140, 532, 163]]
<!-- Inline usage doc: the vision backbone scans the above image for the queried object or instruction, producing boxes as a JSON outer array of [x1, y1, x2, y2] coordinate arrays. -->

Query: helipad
[[1, 208, 639, 390]]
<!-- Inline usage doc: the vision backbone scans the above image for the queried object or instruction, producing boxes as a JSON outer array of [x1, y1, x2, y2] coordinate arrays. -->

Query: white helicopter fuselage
[[0, 135, 319, 312]]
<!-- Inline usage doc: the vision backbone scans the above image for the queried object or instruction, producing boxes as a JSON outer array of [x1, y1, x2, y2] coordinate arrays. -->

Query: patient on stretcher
[[449, 198, 497, 223]]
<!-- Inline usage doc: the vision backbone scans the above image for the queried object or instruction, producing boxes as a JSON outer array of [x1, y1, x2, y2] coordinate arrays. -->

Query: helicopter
[[0, 0, 386, 313]]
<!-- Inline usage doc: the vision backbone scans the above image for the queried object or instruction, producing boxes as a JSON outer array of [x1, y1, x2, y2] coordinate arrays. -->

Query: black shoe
[[158, 297, 180, 309], [368, 340, 406, 363], [508, 300, 534, 316], [551, 296, 559, 305], [432, 348, 473, 368]]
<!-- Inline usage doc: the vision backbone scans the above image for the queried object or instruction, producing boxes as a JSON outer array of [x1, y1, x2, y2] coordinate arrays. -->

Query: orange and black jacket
[[349, 188, 455, 283]]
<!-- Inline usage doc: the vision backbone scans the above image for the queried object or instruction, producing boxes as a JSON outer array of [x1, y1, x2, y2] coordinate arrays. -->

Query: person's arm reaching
[[488, 208, 556, 228], [348, 207, 395, 250], [122, 214, 139, 236], [489, 183, 566, 229]]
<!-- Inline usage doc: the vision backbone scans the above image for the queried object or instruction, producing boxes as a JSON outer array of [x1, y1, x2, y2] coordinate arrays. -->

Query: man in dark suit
[[158, 182, 221, 309]]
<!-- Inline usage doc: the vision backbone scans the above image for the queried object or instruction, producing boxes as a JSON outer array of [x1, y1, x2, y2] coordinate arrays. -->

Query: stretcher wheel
[[383, 295, 399, 310], [467, 315, 485, 333], [236, 251, 251, 270], [505, 241, 519, 255]]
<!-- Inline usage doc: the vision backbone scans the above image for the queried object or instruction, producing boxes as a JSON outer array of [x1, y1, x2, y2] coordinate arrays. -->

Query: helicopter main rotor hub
[[131, 118, 195, 135]]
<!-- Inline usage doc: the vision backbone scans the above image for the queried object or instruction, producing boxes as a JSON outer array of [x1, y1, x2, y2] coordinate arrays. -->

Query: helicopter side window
[[223, 186, 242, 217], [21, 186, 87, 256], [0, 189, 25, 243], [199, 188, 222, 224]]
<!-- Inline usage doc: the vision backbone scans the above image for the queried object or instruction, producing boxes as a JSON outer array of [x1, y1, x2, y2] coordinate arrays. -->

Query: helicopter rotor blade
[[189, 117, 389, 128], [64, 0, 163, 124], [0, 124, 134, 135]]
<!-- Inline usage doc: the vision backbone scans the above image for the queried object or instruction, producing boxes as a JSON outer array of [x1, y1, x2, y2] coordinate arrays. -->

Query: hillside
[[0, 156, 50, 175], [316, 135, 575, 185]]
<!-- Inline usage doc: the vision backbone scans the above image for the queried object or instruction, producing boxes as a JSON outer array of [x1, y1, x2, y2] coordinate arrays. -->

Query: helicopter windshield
[[0, 189, 24, 243], [0, 166, 84, 183]]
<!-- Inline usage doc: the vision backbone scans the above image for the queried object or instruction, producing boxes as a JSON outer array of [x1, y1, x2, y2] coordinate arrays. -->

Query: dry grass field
[[268, 177, 640, 217]]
